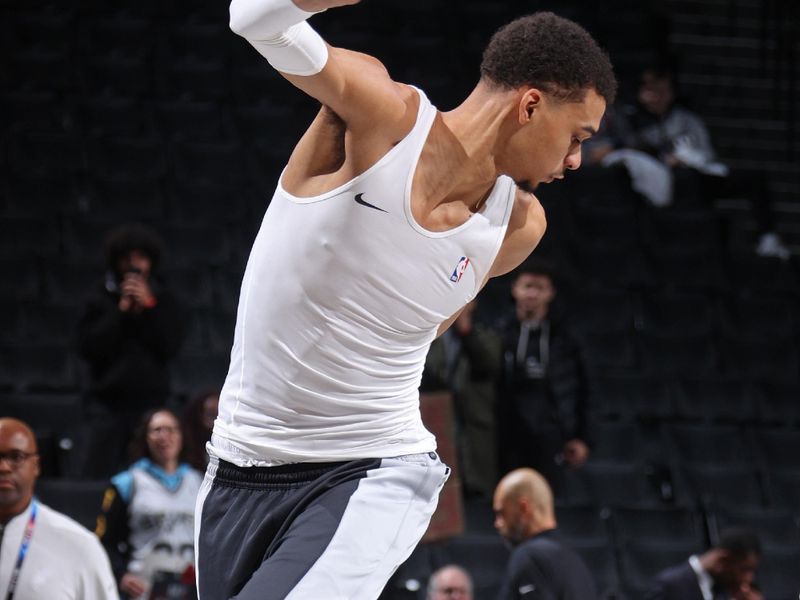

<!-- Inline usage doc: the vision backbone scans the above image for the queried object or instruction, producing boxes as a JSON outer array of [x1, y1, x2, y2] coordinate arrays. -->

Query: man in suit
[[493, 468, 596, 599], [645, 528, 763, 600]]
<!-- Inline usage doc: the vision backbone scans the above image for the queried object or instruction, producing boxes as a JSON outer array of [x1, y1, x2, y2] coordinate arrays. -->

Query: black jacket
[[77, 277, 185, 410], [644, 562, 707, 600], [497, 529, 597, 600]]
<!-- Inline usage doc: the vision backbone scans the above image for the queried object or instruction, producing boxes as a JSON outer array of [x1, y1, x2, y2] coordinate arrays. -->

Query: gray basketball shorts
[[194, 452, 450, 599]]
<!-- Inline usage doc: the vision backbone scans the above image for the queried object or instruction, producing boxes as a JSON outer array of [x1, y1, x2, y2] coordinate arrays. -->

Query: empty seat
[[587, 374, 676, 420], [77, 15, 154, 59], [171, 139, 246, 188], [7, 49, 73, 94], [648, 247, 729, 293], [7, 130, 84, 179], [22, 301, 82, 345], [720, 334, 799, 383], [611, 506, 706, 548], [154, 99, 227, 141], [0, 216, 60, 259], [0, 257, 40, 299], [2, 392, 83, 475], [674, 378, 759, 423], [555, 504, 611, 545], [36, 478, 107, 531], [86, 134, 167, 181], [720, 295, 796, 340], [637, 290, 717, 337], [641, 206, 724, 254], [571, 205, 641, 247], [165, 266, 215, 309], [586, 419, 660, 465], [756, 382, 800, 426], [155, 223, 231, 267], [753, 428, 800, 471], [766, 468, 800, 510], [4, 173, 81, 217], [82, 173, 165, 221], [79, 55, 154, 98], [580, 331, 638, 376], [569, 288, 635, 336], [681, 464, 766, 510], [43, 259, 103, 304], [167, 181, 246, 226], [0, 90, 65, 133], [710, 506, 800, 548], [570, 242, 654, 290], [68, 94, 153, 137], [172, 353, 229, 398], [158, 56, 230, 101], [564, 462, 680, 508], [639, 331, 719, 379], [665, 423, 753, 467], [0, 345, 77, 392], [725, 252, 799, 296]]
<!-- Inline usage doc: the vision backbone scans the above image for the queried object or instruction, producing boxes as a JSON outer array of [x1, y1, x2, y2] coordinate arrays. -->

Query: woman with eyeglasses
[[96, 408, 202, 600]]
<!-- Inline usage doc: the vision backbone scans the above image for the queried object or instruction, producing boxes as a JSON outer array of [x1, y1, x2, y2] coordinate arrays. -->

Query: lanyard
[[5, 500, 37, 600]]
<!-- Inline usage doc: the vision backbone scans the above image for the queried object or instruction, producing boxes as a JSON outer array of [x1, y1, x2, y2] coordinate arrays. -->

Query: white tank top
[[212, 87, 515, 465]]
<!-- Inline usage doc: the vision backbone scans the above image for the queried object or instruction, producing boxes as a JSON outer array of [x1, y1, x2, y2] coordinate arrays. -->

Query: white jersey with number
[[212, 87, 515, 465]]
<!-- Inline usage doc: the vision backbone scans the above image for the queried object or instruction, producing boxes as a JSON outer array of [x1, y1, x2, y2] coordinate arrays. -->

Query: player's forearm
[[229, 0, 356, 40], [230, 0, 317, 40]]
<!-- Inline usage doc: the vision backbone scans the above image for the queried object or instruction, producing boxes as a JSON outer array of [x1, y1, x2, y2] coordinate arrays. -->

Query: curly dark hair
[[104, 221, 165, 275], [480, 12, 617, 104]]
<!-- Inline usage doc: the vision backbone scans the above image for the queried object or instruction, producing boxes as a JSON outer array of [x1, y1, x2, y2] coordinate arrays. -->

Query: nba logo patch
[[450, 256, 470, 283]]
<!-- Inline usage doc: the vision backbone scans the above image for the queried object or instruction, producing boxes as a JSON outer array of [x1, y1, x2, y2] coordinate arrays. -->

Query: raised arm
[[229, 0, 415, 141]]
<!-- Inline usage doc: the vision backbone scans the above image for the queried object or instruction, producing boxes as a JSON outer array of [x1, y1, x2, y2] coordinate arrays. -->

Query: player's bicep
[[282, 46, 411, 134]]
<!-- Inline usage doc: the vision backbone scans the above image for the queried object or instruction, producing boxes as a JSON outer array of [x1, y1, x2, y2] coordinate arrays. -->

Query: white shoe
[[756, 232, 791, 260]]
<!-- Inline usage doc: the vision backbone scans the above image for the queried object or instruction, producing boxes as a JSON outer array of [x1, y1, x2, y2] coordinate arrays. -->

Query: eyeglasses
[[147, 425, 180, 436], [0, 450, 38, 469]]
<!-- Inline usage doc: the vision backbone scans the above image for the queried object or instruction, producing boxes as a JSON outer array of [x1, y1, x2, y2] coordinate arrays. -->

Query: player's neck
[[444, 82, 517, 184]]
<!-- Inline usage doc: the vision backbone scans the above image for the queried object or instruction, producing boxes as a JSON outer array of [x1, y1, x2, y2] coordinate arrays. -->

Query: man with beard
[[493, 468, 596, 599]]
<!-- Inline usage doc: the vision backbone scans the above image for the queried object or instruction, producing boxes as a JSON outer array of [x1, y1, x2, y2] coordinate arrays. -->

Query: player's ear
[[519, 89, 542, 123]]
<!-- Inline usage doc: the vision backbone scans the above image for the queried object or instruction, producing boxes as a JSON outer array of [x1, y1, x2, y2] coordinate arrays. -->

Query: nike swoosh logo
[[354, 193, 387, 213]]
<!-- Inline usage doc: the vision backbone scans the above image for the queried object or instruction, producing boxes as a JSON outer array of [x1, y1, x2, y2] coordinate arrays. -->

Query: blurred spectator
[[496, 257, 590, 494], [645, 527, 763, 600], [96, 408, 202, 600], [0, 418, 119, 599], [182, 390, 219, 471], [587, 61, 790, 259], [426, 564, 474, 600], [422, 300, 502, 498], [77, 222, 186, 477], [493, 468, 597, 599]]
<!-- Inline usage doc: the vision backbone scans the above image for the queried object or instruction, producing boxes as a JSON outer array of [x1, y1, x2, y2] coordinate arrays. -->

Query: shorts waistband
[[214, 458, 352, 488]]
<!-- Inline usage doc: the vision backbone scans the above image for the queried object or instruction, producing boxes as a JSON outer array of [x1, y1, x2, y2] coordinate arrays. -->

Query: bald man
[[427, 564, 474, 600], [0, 418, 119, 599], [493, 468, 596, 599]]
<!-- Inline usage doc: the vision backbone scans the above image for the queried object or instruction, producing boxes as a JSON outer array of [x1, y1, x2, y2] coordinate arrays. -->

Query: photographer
[[78, 222, 185, 478]]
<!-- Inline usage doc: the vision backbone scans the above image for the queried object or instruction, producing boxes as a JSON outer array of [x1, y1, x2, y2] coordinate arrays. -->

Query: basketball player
[[195, 1, 616, 598]]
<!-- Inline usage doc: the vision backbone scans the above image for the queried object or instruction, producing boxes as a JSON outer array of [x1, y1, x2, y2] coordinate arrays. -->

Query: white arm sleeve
[[229, 0, 329, 76], [229, 0, 319, 40]]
